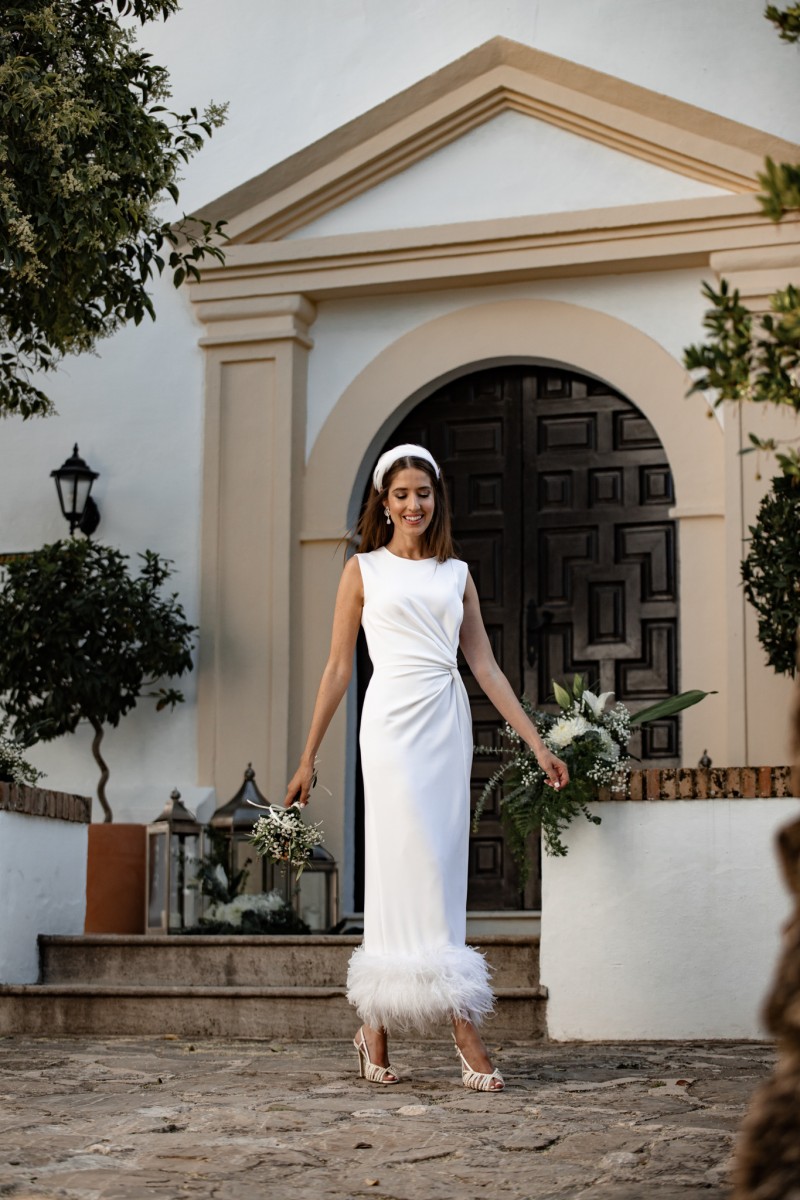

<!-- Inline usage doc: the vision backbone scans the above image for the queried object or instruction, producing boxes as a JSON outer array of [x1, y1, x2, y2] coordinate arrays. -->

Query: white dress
[[346, 546, 494, 1032]]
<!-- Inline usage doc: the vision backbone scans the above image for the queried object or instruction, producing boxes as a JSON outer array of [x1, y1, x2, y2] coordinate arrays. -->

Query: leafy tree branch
[[683, 5, 800, 678], [0, 0, 228, 418], [683, 4, 800, 481], [765, 1, 800, 42]]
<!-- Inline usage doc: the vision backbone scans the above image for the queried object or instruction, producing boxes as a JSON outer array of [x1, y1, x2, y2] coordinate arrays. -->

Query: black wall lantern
[[51, 444, 100, 536]]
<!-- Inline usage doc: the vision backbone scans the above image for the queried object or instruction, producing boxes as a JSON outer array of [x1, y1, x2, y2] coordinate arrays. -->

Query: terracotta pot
[[85, 824, 146, 934]]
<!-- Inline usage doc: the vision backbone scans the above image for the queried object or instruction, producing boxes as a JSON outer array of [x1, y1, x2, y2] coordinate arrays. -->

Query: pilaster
[[711, 246, 799, 763], [192, 290, 316, 804]]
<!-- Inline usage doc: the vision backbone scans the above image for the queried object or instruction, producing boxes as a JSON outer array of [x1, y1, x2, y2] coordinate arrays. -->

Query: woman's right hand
[[284, 761, 315, 808]]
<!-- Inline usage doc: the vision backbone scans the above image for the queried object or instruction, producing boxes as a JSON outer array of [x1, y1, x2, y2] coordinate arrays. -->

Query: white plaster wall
[[0, 276, 215, 824], [288, 111, 729, 239], [0, 812, 88, 983], [540, 799, 799, 1040], [134, 0, 800, 216]]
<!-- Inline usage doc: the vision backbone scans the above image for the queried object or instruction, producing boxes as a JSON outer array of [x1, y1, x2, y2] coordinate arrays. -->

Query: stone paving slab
[[0, 1035, 773, 1199]]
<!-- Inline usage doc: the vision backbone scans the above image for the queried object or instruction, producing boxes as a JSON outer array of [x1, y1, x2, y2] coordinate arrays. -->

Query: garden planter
[[85, 824, 146, 934]]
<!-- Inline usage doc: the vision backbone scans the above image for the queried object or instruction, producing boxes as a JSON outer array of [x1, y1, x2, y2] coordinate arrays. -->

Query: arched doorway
[[354, 363, 678, 911]]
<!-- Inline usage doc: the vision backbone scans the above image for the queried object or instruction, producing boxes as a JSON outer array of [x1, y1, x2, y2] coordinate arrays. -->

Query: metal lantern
[[146, 788, 202, 933], [294, 843, 339, 932], [209, 763, 274, 899], [51, 444, 100, 535]]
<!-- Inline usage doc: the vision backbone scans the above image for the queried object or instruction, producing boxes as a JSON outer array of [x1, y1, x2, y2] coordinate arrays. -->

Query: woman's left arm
[[459, 571, 569, 790]]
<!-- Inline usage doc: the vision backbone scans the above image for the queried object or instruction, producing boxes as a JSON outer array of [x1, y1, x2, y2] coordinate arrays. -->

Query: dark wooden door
[[354, 365, 678, 912]]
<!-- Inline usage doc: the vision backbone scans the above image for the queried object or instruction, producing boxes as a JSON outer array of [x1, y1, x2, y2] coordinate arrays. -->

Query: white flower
[[205, 890, 286, 926], [582, 690, 614, 718], [546, 714, 591, 750], [0, 735, 45, 786], [594, 727, 620, 762]]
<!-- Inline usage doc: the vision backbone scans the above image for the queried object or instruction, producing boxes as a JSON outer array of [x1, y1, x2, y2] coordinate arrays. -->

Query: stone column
[[190, 291, 316, 803]]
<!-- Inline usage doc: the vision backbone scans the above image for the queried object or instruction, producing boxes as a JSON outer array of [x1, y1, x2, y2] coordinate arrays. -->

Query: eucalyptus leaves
[[474, 675, 715, 870]]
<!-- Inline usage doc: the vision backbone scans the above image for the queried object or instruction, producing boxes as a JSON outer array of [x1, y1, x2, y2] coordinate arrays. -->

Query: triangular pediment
[[197, 37, 800, 244], [283, 110, 730, 240]]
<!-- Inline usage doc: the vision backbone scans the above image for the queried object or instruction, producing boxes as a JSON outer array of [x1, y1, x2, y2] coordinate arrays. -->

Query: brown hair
[[356, 455, 456, 562]]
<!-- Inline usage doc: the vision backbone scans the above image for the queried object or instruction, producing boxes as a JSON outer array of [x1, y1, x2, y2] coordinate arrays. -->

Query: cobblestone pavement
[[0, 1036, 774, 1199]]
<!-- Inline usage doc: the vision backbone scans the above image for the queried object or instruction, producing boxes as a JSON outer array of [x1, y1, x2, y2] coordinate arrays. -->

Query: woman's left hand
[[535, 748, 569, 790]]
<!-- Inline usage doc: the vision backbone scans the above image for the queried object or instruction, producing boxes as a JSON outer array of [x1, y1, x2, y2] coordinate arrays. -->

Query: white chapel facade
[[2, 10, 800, 923]]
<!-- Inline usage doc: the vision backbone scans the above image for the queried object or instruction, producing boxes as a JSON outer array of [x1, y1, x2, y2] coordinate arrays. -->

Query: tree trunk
[[89, 718, 112, 822]]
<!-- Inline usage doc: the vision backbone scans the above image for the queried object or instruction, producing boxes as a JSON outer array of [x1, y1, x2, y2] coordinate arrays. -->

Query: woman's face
[[385, 467, 435, 537]]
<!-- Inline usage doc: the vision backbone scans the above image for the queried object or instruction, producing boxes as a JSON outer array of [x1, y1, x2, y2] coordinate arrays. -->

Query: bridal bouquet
[[474, 674, 713, 867], [248, 803, 325, 879]]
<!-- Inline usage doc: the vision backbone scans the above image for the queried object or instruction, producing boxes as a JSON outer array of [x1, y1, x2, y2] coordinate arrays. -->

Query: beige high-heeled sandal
[[452, 1034, 504, 1092], [353, 1027, 400, 1084]]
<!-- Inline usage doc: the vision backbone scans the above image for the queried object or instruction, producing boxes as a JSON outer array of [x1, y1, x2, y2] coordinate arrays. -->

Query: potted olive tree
[[0, 539, 196, 931], [0, 538, 196, 818]]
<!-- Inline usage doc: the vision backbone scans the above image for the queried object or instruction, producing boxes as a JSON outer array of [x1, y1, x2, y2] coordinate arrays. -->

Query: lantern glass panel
[[233, 832, 261, 893], [296, 869, 328, 931], [147, 828, 168, 930], [72, 475, 92, 520], [265, 859, 293, 908], [170, 832, 201, 931]]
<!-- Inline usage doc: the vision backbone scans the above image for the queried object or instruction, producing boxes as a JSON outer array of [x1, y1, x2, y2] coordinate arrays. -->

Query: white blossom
[[0, 734, 45, 786], [205, 890, 285, 927], [546, 714, 591, 750], [582, 690, 615, 718]]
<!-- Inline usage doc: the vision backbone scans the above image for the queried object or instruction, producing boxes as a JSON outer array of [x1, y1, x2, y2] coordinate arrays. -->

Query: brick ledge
[[0, 781, 91, 824], [599, 765, 795, 802]]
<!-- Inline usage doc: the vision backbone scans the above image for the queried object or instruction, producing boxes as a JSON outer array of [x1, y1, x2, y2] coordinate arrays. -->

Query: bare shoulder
[[339, 554, 364, 602], [461, 567, 479, 606]]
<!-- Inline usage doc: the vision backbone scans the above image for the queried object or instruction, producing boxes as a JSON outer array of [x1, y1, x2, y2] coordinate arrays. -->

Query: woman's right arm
[[283, 555, 364, 807]]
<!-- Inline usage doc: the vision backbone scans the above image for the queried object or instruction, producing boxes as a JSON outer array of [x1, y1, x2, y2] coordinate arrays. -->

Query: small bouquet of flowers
[[248, 803, 325, 879], [474, 674, 713, 867]]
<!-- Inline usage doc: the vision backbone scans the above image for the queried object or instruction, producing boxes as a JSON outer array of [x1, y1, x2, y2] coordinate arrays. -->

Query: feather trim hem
[[346, 944, 495, 1034]]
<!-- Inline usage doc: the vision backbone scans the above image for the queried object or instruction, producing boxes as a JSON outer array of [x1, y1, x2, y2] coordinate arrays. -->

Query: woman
[[285, 444, 568, 1091]]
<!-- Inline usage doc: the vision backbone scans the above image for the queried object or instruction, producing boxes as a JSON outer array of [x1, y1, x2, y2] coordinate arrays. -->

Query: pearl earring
[[384, 506, 391, 525]]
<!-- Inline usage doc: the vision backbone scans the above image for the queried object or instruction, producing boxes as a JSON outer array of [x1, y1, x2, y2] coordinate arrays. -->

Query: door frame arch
[[305, 298, 722, 523], [300, 298, 727, 911]]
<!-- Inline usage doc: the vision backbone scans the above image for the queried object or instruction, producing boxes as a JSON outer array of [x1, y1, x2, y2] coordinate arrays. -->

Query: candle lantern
[[209, 763, 276, 899], [145, 788, 202, 933], [293, 843, 339, 932]]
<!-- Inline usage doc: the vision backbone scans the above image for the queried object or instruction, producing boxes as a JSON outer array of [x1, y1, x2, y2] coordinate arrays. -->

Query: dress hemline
[[346, 943, 495, 1034]]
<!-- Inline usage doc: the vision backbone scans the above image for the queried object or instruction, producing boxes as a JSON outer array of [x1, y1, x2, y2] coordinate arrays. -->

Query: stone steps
[[0, 934, 546, 1040], [38, 933, 541, 988]]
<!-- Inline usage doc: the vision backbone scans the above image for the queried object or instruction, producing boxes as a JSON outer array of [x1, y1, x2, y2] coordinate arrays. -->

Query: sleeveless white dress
[[346, 546, 494, 1032]]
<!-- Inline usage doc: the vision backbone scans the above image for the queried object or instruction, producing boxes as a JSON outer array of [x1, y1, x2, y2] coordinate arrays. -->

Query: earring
[[384, 506, 392, 525]]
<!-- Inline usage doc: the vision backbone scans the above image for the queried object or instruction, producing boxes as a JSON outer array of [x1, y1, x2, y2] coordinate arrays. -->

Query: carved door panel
[[523, 370, 679, 761], [354, 365, 678, 913]]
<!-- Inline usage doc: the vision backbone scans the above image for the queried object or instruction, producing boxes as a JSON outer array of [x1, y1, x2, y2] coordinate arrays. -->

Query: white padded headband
[[372, 444, 440, 492]]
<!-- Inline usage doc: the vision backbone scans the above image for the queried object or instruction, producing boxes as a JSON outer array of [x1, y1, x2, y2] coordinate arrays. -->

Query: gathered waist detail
[[371, 660, 461, 678]]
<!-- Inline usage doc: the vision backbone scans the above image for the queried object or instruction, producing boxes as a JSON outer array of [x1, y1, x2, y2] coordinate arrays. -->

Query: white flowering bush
[[0, 721, 44, 786], [189, 832, 311, 936], [474, 675, 714, 868], [204, 890, 285, 928], [248, 803, 324, 879]]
